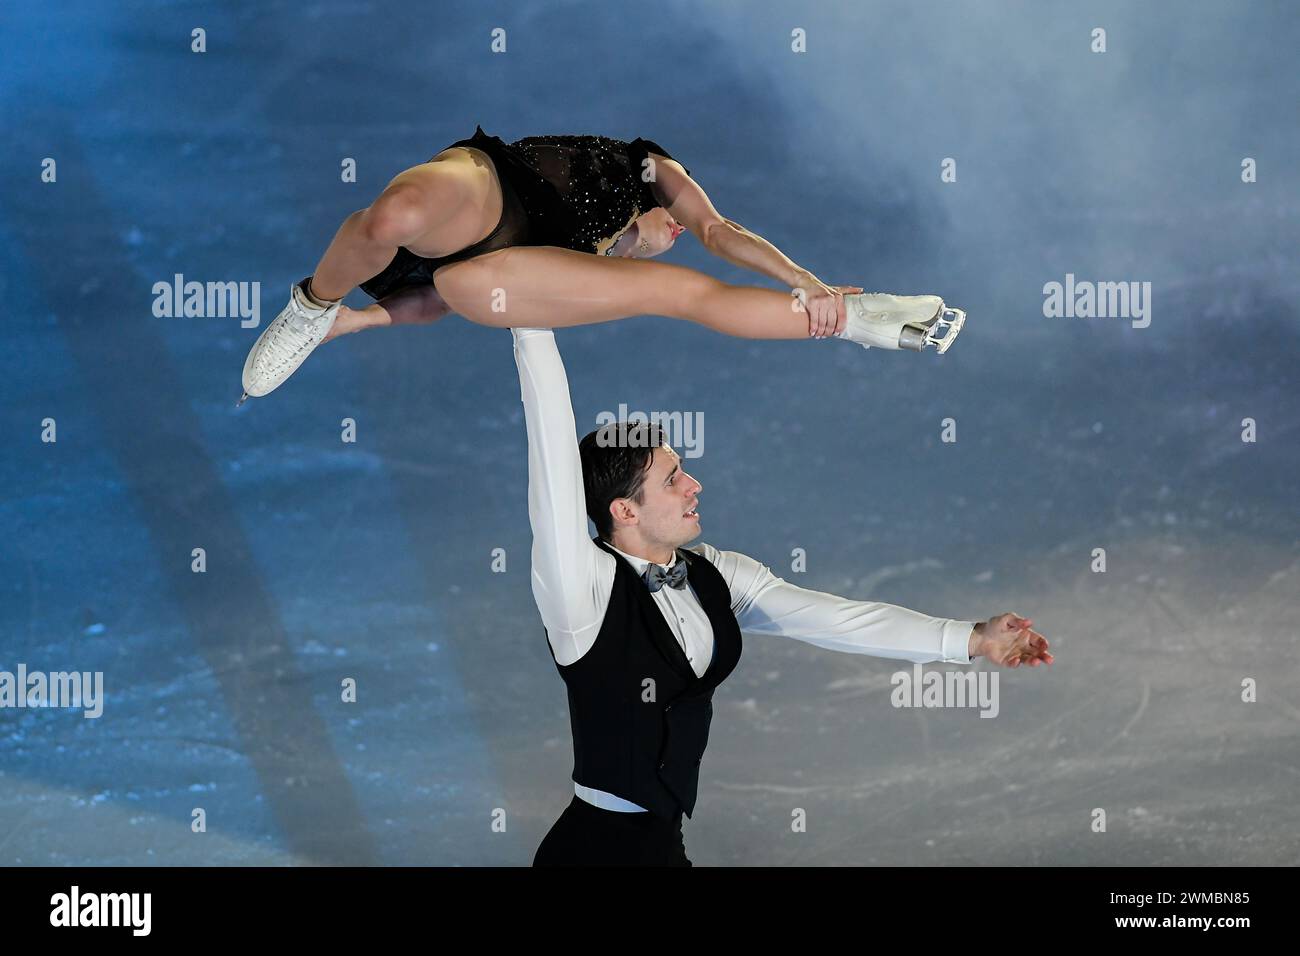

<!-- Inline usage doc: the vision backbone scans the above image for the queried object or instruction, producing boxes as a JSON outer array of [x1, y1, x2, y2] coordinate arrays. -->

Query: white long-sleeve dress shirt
[[512, 327, 977, 812]]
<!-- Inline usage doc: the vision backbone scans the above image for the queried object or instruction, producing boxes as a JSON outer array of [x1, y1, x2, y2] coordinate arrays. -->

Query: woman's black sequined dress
[[359, 126, 691, 300]]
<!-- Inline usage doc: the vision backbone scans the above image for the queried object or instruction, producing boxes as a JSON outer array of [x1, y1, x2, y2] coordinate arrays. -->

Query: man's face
[[619, 445, 702, 547]]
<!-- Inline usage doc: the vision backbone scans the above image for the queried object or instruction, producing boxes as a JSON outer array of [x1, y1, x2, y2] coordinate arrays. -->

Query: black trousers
[[533, 795, 692, 866]]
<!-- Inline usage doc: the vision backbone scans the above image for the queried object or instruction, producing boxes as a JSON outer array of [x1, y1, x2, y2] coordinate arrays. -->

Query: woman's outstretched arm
[[645, 152, 850, 336]]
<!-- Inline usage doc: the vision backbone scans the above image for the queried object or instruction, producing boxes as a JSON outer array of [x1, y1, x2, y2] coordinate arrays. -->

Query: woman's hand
[[791, 271, 861, 337], [323, 285, 451, 342], [322, 304, 381, 343]]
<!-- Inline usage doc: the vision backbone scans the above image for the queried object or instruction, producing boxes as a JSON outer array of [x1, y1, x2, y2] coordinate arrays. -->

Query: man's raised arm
[[512, 328, 615, 665]]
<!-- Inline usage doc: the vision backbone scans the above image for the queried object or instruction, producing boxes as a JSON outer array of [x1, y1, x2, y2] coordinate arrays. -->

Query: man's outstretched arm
[[688, 542, 1051, 667], [512, 328, 616, 665]]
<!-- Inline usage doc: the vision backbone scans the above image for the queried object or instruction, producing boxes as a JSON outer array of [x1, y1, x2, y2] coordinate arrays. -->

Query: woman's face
[[632, 207, 685, 257]]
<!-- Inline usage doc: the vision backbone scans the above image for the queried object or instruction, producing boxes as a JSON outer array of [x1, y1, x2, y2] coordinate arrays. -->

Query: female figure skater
[[239, 126, 965, 402]]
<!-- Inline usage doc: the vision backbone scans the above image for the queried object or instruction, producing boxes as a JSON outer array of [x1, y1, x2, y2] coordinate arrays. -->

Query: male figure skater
[[512, 327, 1052, 866]]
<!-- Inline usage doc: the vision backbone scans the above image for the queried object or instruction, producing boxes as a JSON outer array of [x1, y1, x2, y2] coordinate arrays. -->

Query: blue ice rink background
[[1, 0, 1297, 865]]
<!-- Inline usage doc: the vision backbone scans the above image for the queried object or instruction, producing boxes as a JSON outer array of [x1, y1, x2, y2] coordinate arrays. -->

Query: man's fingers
[[1026, 633, 1054, 665], [1006, 614, 1033, 634], [1025, 631, 1049, 657]]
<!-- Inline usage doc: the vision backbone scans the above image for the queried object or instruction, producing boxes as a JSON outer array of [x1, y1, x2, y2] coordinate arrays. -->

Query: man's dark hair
[[578, 420, 667, 541]]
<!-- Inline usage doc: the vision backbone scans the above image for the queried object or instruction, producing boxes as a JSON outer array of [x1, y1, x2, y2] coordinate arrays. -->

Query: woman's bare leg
[[307, 208, 407, 302], [308, 160, 479, 302], [433, 245, 818, 339]]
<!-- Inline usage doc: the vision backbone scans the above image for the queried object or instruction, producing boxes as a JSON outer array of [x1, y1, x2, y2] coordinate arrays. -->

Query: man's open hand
[[972, 613, 1053, 668]]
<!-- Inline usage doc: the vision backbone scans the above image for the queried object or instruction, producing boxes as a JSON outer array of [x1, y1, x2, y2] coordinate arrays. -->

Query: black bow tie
[[642, 560, 688, 593]]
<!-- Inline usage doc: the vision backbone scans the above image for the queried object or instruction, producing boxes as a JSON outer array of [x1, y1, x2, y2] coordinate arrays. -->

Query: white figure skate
[[238, 278, 340, 405], [836, 292, 966, 353]]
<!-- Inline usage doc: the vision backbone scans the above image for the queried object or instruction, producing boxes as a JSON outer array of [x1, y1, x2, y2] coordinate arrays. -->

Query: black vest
[[544, 538, 744, 821]]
